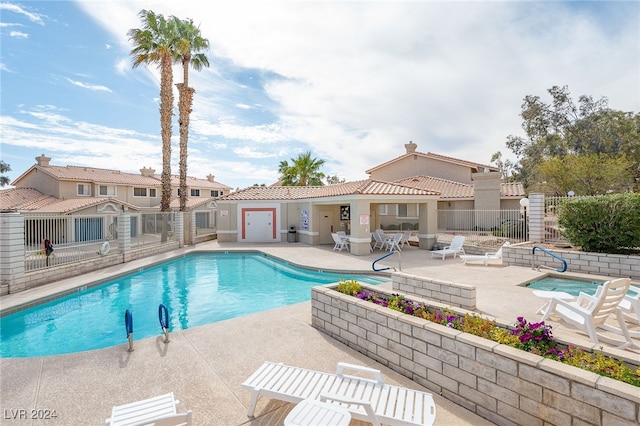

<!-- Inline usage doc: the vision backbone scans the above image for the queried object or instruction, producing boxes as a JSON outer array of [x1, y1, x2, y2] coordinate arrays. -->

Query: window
[[149, 188, 157, 198], [379, 205, 388, 215], [77, 184, 91, 196], [210, 190, 219, 197], [397, 203, 419, 218], [191, 189, 200, 197], [99, 185, 116, 196], [134, 187, 147, 197]]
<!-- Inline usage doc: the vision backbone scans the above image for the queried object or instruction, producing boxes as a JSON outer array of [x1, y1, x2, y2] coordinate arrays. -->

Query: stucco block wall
[[391, 272, 476, 310], [311, 285, 640, 426], [503, 246, 640, 280]]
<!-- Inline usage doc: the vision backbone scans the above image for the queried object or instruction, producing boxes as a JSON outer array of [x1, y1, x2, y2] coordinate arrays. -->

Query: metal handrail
[[532, 246, 567, 272], [372, 251, 399, 272]]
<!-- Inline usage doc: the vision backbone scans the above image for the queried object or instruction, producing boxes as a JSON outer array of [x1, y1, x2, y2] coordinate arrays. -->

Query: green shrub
[[336, 278, 362, 296], [558, 193, 640, 253]]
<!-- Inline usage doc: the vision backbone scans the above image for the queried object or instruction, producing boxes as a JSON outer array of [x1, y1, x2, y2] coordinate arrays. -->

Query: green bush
[[558, 193, 640, 253], [336, 278, 362, 296]]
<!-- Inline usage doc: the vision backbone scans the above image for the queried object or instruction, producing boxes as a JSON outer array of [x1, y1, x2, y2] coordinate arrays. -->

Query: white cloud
[[0, 3, 45, 25], [9, 31, 28, 38], [65, 78, 113, 93]]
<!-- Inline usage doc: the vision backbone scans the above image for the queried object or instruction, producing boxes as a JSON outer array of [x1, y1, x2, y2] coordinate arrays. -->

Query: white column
[[0, 213, 25, 293], [529, 193, 545, 243]]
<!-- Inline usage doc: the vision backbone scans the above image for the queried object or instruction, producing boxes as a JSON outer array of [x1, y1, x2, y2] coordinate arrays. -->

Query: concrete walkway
[[1, 241, 637, 425]]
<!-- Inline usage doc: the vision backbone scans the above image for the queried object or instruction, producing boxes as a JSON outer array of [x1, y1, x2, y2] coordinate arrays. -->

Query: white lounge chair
[[459, 241, 510, 266], [385, 233, 403, 252], [242, 361, 436, 426], [105, 392, 192, 426], [399, 230, 412, 248], [331, 233, 350, 252], [541, 278, 637, 349], [430, 235, 465, 260], [372, 230, 386, 250]]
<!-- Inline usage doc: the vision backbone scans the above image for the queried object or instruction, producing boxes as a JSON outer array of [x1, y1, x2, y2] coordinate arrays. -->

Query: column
[[0, 213, 25, 293], [349, 200, 373, 256], [528, 193, 545, 243], [417, 201, 437, 250]]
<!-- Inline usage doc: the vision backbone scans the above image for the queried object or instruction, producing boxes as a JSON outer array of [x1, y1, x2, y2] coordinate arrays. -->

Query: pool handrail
[[372, 250, 399, 272], [124, 309, 134, 352], [532, 246, 568, 273], [159, 304, 170, 343]]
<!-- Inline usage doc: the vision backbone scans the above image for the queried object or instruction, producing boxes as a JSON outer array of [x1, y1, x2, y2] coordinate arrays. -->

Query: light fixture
[[519, 198, 529, 208]]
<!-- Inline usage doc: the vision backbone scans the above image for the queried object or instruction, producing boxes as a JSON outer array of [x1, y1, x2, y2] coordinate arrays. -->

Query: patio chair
[[459, 241, 510, 266], [105, 392, 192, 426], [399, 230, 412, 248], [430, 236, 466, 260], [331, 233, 350, 252], [242, 361, 436, 426], [372, 230, 386, 250], [540, 278, 637, 349], [385, 233, 403, 252]]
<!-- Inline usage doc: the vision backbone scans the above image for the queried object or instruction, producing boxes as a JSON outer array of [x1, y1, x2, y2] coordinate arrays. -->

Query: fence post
[[529, 193, 545, 243], [175, 212, 185, 248], [118, 213, 131, 262], [0, 212, 26, 294]]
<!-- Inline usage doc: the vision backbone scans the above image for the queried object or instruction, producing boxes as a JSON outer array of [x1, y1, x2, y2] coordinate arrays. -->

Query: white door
[[245, 210, 273, 242]]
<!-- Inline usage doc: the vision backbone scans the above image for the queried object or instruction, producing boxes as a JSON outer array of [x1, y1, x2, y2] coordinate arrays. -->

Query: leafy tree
[[326, 174, 345, 185], [0, 161, 11, 187], [128, 10, 176, 213], [278, 152, 326, 186], [172, 16, 210, 212], [496, 85, 639, 192]]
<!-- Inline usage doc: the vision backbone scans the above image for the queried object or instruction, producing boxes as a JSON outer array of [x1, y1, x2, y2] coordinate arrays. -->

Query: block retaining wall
[[311, 285, 640, 426], [502, 246, 640, 280], [391, 272, 476, 311]]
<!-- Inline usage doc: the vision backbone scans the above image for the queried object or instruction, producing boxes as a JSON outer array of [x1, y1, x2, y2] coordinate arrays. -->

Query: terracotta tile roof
[[169, 197, 218, 209], [365, 151, 499, 174], [220, 180, 439, 201], [395, 175, 526, 198], [0, 187, 58, 211], [23, 165, 162, 186], [394, 176, 474, 198], [33, 197, 139, 214], [163, 174, 232, 190]]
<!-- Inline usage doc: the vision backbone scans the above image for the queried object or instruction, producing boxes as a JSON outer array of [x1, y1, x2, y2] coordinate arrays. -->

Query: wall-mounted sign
[[340, 205, 350, 221]]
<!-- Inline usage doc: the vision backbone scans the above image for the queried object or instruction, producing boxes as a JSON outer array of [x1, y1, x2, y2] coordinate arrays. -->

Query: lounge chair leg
[[246, 391, 260, 417]]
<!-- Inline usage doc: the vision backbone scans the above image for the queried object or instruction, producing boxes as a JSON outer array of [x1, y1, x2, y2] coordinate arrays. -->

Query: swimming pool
[[526, 276, 606, 296], [0, 252, 387, 358]]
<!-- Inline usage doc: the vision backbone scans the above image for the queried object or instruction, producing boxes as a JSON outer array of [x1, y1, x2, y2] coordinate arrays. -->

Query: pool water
[[0, 252, 387, 358], [526, 276, 605, 296]]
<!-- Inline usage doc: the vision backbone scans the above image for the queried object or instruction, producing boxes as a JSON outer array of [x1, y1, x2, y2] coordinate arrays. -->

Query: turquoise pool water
[[0, 252, 387, 358], [526, 276, 606, 296]]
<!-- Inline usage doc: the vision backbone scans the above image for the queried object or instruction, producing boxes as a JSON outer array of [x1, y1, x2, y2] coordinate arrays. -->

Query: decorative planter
[[311, 284, 640, 426]]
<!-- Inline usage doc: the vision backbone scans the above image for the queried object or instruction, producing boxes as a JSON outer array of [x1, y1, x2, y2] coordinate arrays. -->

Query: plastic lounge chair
[[331, 233, 350, 252], [385, 233, 403, 252], [459, 241, 510, 266], [430, 236, 465, 260], [372, 230, 386, 250], [541, 278, 637, 349], [242, 361, 436, 426], [105, 392, 192, 426], [399, 230, 412, 248]]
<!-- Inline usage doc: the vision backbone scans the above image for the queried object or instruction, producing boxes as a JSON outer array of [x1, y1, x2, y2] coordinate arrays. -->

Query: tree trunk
[[177, 81, 194, 212], [159, 55, 173, 241]]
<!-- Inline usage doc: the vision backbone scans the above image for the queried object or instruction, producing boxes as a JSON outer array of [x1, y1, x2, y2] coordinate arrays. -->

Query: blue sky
[[1, 1, 639, 190]]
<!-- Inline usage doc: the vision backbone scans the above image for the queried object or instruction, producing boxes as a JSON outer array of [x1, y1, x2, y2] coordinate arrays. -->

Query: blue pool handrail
[[372, 251, 397, 272], [532, 246, 568, 273], [124, 309, 134, 352], [158, 304, 170, 343]]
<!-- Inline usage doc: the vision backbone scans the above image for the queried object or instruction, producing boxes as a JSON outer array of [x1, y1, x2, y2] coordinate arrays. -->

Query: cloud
[[65, 78, 113, 93], [9, 30, 28, 38], [0, 3, 45, 25]]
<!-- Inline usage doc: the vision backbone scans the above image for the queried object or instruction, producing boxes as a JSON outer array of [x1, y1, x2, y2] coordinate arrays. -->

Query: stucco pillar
[[118, 213, 131, 262], [472, 171, 502, 230], [349, 200, 373, 256], [0, 213, 25, 293], [417, 201, 437, 250], [528, 193, 544, 243], [175, 212, 185, 247]]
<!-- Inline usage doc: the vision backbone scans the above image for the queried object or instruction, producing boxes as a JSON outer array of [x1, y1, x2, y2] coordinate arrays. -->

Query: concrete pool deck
[[1, 241, 638, 425]]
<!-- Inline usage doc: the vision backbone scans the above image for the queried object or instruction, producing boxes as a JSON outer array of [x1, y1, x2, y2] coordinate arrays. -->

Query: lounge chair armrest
[[576, 291, 597, 307], [336, 362, 384, 383]]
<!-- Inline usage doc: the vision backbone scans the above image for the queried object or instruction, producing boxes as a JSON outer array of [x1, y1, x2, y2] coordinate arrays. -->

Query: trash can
[[288, 226, 297, 243]]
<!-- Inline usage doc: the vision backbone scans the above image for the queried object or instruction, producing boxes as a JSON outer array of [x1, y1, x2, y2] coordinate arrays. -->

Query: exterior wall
[[215, 202, 238, 242], [472, 172, 501, 210], [18, 170, 61, 198], [311, 285, 640, 426], [369, 156, 474, 184], [503, 246, 640, 280]]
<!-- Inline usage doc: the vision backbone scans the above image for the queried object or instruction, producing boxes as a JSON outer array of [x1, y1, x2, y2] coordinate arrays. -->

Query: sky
[[1, 1, 639, 191]]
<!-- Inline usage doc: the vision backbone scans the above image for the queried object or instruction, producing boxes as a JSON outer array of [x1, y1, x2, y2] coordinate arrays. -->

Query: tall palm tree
[[128, 10, 176, 213], [278, 152, 326, 186], [172, 17, 210, 212]]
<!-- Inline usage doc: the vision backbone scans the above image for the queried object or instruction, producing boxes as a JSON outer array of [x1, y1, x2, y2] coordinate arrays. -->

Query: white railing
[[23, 213, 117, 272], [436, 209, 526, 245]]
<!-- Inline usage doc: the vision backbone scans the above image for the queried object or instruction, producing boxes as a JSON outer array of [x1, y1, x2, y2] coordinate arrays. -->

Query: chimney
[[404, 141, 417, 153], [140, 166, 156, 177], [36, 154, 51, 167], [207, 174, 215, 182]]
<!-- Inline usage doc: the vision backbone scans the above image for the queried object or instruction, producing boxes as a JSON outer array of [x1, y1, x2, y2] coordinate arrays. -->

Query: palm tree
[[172, 17, 210, 212], [128, 10, 176, 213], [0, 161, 11, 187], [278, 152, 326, 186]]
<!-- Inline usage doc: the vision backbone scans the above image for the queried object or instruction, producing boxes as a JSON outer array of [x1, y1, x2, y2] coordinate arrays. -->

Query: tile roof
[[365, 151, 499, 174], [220, 180, 439, 201], [33, 197, 137, 214], [0, 187, 58, 211], [394, 175, 526, 198]]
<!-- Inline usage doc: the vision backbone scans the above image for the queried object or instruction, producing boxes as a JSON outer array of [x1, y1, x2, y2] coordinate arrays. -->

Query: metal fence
[[23, 212, 176, 272], [436, 209, 526, 246]]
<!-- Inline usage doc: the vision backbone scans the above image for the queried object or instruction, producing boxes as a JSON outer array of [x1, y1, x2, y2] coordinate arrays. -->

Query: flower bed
[[311, 283, 640, 425]]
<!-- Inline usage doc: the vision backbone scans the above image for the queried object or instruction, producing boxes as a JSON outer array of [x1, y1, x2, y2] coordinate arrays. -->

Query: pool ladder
[[531, 246, 568, 273], [123, 304, 171, 352], [372, 250, 401, 272]]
